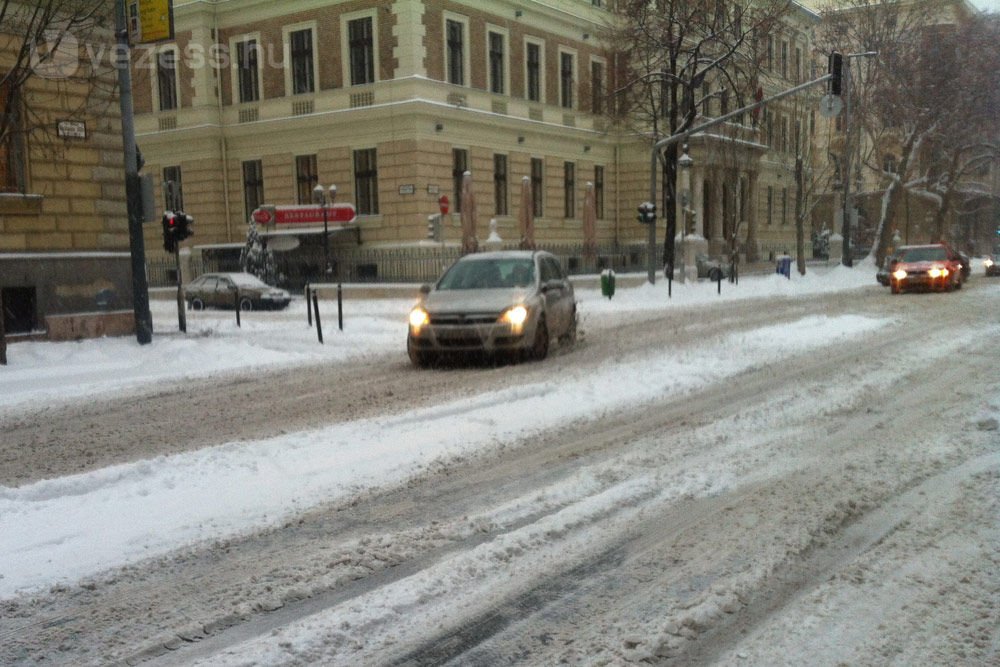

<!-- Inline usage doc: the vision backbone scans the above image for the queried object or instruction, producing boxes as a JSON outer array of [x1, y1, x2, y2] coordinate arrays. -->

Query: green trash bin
[[600, 269, 616, 299]]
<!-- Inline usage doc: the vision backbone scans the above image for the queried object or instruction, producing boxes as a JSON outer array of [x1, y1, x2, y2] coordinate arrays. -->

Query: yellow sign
[[128, 0, 174, 44]]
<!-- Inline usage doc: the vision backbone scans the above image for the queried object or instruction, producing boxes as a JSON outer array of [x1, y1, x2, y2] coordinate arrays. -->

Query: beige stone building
[[132, 0, 627, 286], [129, 0, 852, 287], [0, 17, 135, 340]]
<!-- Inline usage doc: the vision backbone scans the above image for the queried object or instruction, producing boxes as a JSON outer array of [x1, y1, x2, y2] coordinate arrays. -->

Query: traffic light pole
[[115, 0, 153, 343], [646, 73, 833, 284], [174, 247, 186, 333]]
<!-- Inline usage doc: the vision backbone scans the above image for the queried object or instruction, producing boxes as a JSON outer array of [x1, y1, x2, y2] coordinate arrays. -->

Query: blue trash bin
[[776, 255, 792, 278]]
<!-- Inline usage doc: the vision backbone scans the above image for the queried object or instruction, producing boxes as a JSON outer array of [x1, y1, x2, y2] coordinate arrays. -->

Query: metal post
[[337, 283, 343, 331], [0, 290, 6, 365], [841, 59, 853, 267], [234, 291, 241, 327], [305, 284, 312, 326], [115, 0, 153, 344], [313, 292, 323, 344], [323, 205, 330, 275], [175, 249, 186, 333]]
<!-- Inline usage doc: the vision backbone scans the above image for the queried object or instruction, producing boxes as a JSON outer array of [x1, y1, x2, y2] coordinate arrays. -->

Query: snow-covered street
[[1, 263, 997, 666]]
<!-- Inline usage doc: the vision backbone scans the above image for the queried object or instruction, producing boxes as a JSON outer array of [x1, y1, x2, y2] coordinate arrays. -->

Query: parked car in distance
[[185, 272, 291, 311], [955, 250, 971, 280], [888, 244, 964, 294], [407, 250, 576, 366], [695, 253, 729, 281], [984, 253, 1000, 277]]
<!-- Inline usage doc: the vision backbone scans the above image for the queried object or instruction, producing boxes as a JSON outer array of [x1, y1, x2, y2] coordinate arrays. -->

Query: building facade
[[132, 0, 632, 285], [0, 12, 135, 340]]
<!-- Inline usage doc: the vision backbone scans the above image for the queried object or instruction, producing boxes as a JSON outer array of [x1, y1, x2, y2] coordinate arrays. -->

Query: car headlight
[[501, 305, 529, 327], [985, 258, 994, 268], [409, 307, 429, 331], [892, 269, 907, 280], [928, 267, 948, 278]]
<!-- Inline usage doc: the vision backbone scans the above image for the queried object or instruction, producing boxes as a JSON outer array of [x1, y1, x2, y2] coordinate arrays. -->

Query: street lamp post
[[313, 184, 337, 276], [678, 146, 694, 283]]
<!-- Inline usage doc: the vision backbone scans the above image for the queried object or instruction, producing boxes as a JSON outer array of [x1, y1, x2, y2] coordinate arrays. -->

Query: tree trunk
[[795, 155, 806, 275]]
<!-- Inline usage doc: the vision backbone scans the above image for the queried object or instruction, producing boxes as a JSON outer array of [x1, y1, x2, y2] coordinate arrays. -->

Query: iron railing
[[147, 242, 651, 289]]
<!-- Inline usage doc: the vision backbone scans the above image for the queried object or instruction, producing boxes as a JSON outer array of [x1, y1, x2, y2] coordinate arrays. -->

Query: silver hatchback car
[[407, 250, 577, 366]]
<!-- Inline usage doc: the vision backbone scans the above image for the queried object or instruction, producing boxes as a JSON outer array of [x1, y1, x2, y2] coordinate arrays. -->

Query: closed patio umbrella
[[519, 176, 535, 250], [460, 171, 478, 254]]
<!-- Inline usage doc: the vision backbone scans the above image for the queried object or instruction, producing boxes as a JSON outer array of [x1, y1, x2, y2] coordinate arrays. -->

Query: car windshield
[[437, 258, 535, 290], [899, 247, 947, 262]]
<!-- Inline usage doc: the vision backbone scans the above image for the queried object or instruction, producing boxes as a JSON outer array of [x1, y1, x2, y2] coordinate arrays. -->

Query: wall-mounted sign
[[128, 0, 174, 45], [252, 204, 357, 226], [57, 120, 87, 139], [398, 184, 415, 195], [426, 184, 440, 194]]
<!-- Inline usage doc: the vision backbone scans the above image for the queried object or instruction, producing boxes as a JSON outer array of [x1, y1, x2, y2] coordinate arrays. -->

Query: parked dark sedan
[[185, 272, 291, 311]]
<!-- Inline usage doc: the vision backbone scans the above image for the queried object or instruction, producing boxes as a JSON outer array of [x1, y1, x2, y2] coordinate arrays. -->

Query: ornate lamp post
[[678, 146, 694, 283], [313, 184, 337, 276]]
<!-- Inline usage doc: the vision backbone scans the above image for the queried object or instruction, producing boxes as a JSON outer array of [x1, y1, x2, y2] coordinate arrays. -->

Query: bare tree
[[604, 0, 793, 275], [0, 0, 114, 191], [816, 0, 997, 265]]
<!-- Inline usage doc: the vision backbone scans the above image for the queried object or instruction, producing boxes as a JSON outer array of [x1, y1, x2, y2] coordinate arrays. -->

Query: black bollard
[[235, 291, 241, 327], [337, 284, 343, 331], [306, 284, 312, 327], [313, 292, 323, 344]]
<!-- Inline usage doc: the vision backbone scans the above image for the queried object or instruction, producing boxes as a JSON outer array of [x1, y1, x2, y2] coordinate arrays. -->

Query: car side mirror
[[419, 284, 431, 295]]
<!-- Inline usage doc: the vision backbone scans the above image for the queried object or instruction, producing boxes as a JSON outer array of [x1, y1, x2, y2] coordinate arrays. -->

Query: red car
[[889, 244, 964, 294]]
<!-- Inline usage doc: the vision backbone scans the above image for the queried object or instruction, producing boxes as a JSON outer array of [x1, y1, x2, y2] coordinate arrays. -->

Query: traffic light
[[175, 212, 194, 242], [162, 212, 178, 253], [637, 202, 656, 225], [427, 213, 442, 241], [828, 52, 843, 96]]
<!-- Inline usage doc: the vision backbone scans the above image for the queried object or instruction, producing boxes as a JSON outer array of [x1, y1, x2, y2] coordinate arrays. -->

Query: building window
[[156, 49, 177, 111], [236, 39, 260, 103], [766, 36, 774, 72], [883, 154, 897, 174], [162, 166, 183, 210], [781, 187, 788, 225], [242, 159, 264, 217], [594, 166, 604, 219], [446, 19, 465, 86], [794, 47, 803, 84], [531, 158, 544, 217], [348, 17, 374, 86], [591, 60, 604, 114], [766, 186, 773, 226], [702, 80, 711, 115], [295, 154, 318, 204], [560, 52, 574, 109], [564, 161, 575, 218], [353, 148, 378, 215], [526, 42, 541, 102], [452, 148, 468, 213], [494, 154, 508, 216], [289, 29, 314, 94], [488, 31, 505, 95], [780, 41, 789, 79]]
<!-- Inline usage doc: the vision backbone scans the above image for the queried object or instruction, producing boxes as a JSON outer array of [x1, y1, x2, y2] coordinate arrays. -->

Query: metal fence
[[148, 242, 651, 289]]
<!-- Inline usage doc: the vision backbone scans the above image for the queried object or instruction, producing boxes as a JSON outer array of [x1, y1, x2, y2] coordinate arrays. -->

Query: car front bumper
[[408, 322, 530, 354]]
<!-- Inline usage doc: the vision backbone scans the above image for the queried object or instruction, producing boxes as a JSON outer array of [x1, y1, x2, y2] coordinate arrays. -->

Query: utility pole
[[115, 0, 153, 344]]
